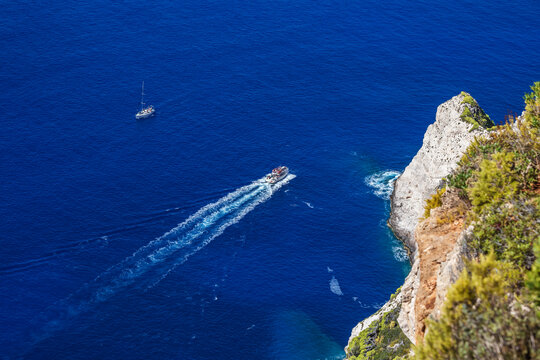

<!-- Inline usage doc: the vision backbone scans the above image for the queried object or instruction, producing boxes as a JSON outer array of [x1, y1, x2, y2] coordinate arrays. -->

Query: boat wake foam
[[27, 174, 295, 349], [364, 170, 401, 200]]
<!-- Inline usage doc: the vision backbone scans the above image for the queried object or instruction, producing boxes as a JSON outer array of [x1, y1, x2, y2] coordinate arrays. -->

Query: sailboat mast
[[141, 81, 145, 110]]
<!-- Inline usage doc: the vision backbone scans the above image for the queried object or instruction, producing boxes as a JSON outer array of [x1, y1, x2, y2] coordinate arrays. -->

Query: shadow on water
[[271, 310, 345, 360]]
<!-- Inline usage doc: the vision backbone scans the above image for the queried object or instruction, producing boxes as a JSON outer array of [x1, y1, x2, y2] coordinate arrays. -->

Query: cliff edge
[[347, 83, 540, 360], [391, 92, 490, 342], [388, 92, 490, 256], [347, 92, 492, 356]]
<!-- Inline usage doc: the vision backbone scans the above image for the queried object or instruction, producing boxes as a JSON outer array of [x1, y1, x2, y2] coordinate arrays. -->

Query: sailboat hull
[[135, 81, 155, 119], [135, 108, 155, 119]]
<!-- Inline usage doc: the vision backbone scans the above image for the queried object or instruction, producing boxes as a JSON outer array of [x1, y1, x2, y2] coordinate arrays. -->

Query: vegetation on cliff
[[422, 187, 446, 219], [447, 83, 540, 267], [459, 91, 495, 130], [346, 289, 411, 360], [347, 83, 540, 360], [416, 254, 539, 360], [415, 82, 540, 359]]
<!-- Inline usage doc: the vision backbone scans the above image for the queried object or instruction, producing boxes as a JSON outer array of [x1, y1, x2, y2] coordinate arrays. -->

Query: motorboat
[[266, 166, 289, 185]]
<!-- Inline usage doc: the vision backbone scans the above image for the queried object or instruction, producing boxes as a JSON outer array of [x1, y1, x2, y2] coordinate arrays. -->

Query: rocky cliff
[[388, 92, 489, 257], [347, 92, 492, 356], [389, 92, 490, 343]]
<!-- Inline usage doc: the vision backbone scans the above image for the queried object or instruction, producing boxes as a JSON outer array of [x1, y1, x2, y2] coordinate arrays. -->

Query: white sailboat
[[135, 81, 155, 119]]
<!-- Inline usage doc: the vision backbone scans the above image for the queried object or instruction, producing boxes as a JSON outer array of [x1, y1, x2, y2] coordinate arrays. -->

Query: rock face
[[412, 189, 470, 341], [390, 93, 489, 343], [388, 92, 487, 257], [347, 93, 491, 354], [397, 258, 420, 342], [432, 224, 473, 320]]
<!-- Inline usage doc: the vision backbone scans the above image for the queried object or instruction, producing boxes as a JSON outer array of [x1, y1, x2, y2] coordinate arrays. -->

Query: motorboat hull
[[266, 166, 289, 185]]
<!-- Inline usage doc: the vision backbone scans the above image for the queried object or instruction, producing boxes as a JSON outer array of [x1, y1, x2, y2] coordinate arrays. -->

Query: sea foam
[[364, 170, 401, 200], [392, 245, 409, 262], [329, 276, 343, 296]]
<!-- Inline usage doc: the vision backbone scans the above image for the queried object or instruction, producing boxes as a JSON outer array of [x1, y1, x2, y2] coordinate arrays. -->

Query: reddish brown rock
[[413, 189, 469, 342]]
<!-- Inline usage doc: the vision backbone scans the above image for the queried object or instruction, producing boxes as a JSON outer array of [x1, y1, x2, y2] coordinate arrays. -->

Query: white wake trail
[[29, 174, 295, 347]]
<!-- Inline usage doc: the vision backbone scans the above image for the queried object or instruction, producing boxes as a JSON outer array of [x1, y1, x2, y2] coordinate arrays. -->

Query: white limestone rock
[[397, 258, 420, 342], [388, 93, 490, 343], [388, 92, 488, 258]]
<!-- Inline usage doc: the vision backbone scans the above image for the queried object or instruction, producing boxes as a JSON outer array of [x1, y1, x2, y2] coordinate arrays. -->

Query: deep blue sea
[[1, 1, 539, 359]]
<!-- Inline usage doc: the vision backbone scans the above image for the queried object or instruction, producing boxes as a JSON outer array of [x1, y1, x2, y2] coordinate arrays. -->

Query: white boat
[[135, 81, 155, 119], [266, 166, 289, 185]]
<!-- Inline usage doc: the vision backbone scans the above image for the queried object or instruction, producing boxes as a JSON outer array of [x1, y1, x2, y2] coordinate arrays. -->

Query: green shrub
[[417, 84, 540, 359], [423, 187, 446, 219], [459, 92, 494, 129], [390, 286, 402, 301], [446, 169, 472, 190], [526, 236, 540, 308], [469, 196, 539, 267], [347, 304, 411, 360], [524, 81, 540, 129], [451, 83, 540, 205], [461, 92, 477, 106], [415, 254, 539, 360], [467, 151, 519, 214]]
